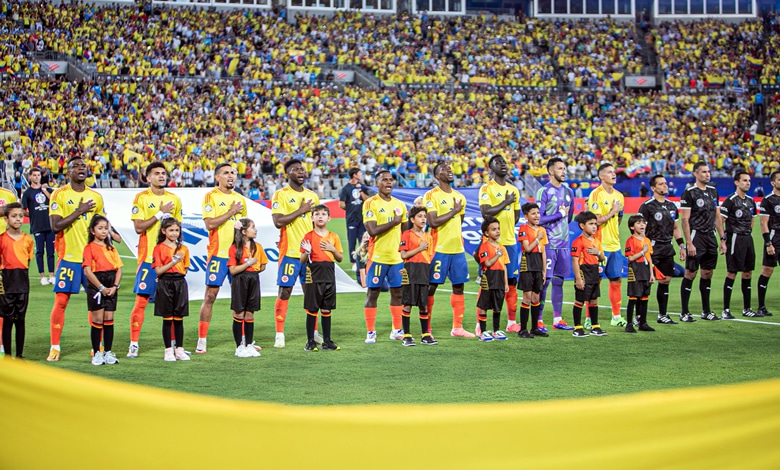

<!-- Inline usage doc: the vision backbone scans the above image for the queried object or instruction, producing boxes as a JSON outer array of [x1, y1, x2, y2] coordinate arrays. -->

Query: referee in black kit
[[679, 162, 725, 322], [757, 170, 780, 317], [638, 175, 686, 324], [720, 171, 760, 318]]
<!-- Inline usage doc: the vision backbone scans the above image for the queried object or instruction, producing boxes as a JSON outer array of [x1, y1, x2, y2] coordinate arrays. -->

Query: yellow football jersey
[[478, 181, 520, 246], [423, 186, 466, 254], [202, 188, 247, 259], [363, 195, 408, 265], [131, 188, 183, 264], [0, 187, 18, 234], [271, 186, 320, 259], [587, 186, 624, 252], [50, 185, 105, 263]]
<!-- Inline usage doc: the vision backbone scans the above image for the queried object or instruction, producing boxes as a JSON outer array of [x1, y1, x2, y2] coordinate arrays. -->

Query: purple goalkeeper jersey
[[537, 182, 575, 249]]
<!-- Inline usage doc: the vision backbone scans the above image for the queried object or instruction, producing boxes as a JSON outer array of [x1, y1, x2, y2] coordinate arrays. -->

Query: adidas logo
[[148, 203, 156, 209], [289, 198, 296, 203], [379, 208, 386, 213], [67, 199, 74, 205], [219, 202, 226, 207]]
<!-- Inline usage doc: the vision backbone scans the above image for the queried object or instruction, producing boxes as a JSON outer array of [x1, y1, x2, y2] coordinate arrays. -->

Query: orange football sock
[[198, 321, 210, 339], [0, 318, 3, 346], [274, 298, 288, 333], [390, 305, 403, 330], [450, 293, 465, 329], [427, 295, 435, 332], [364, 307, 377, 332], [609, 283, 622, 317], [130, 296, 149, 343], [505, 285, 518, 322], [50, 293, 70, 345]]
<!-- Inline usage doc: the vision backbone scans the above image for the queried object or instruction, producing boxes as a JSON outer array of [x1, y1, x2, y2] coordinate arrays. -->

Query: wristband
[[721, 235, 727, 242], [154, 211, 164, 221], [114, 284, 120, 290], [98, 285, 105, 293], [676, 237, 685, 247], [763, 233, 770, 244]]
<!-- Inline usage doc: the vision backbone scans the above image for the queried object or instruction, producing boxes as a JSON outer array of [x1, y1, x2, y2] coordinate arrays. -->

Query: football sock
[[626, 297, 637, 326], [427, 295, 435, 331], [390, 305, 403, 330], [551, 276, 565, 319], [741, 278, 752, 310], [531, 302, 541, 327], [588, 304, 599, 326], [50, 293, 69, 346], [173, 317, 184, 347], [700, 278, 712, 313], [639, 298, 649, 324], [129, 295, 149, 343], [197, 321, 210, 340], [274, 298, 288, 333], [505, 285, 517, 322], [14, 316, 24, 357], [0, 318, 3, 348], [492, 310, 501, 332], [401, 308, 411, 335], [680, 278, 693, 314], [90, 323, 103, 353], [477, 310, 487, 334], [306, 311, 317, 341], [758, 275, 770, 309], [572, 302, 583, 326], [450, 293, 465, 329], [233, 317, 243, 347], [656, 283, 669, 317], [244, 318, 255, 345], [364, 307, 377, 332], [519, 302, 530, 331], [103, 320, 114, 351], [1, 318, 11, 355], [320, 313, 331, 341], [419, 310, 429, 335], [608, 283, 622, 317], [723, 277, 734, 310], [162, 318, 173, 348]]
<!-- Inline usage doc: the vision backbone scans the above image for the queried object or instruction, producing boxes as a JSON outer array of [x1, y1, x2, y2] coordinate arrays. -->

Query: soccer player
[[757, 170, 780, 317], [0, 202, 34, 359], [624, 215, 656, 332], [537, 157, 575, 331], [479, 155, 521, 333], [195, 163, 247, 353], [300, 205, 342, 352], [638, 175, 686, 325], [587, 162, 626, 327], [399, 205, 436, 346], [679, 162, 725, 322], [271, 159, 320, 349], [571, 211, 608, 337], [423, 162, 474, 338], [46, 156, 106, 362], [720, 171, 759, 318], [362, 170, 408, 344], [517, 202, 548, 338], [127, 162, 182, 358]]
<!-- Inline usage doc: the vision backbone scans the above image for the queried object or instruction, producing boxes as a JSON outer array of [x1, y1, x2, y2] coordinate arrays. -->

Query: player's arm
[[541, 247, 547, 282], [760, 211, 774, 255], [83, 265, 104, 292], [206, 203, 244, 231], [228, 259, 252, 275], [680, 207, 693, 246], [50, 198, 95, 233], [321, 235, 343, 263], [480, 188, 516, 218], [427, 203, 460, 228], [594, 199, 620, 226], [572, 254, 584, 289], [537, 190, 562, 225], [338, 186, 347, 210], [625, 240, 645, 262], [272, 201, 313, 229], [715, 205, 726, 248], [483, 248, 502, 268], [365, 214, 402, 237]]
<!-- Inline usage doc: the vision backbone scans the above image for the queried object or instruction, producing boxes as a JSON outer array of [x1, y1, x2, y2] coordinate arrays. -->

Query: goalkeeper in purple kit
[[537, 158, 575, 331]]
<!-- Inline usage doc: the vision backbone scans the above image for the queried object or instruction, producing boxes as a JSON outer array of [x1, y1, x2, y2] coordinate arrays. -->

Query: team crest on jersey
[[58, 281, 65, 288], [426, 201, 434, 208], [735, 209, 743, 218], [696, 199, 704, 207], [433, 273, 441, 280], [654, 212, 663, 221], [51, 202, 59, 210], [591, 202, 599, 210], [35, 193, 47, 204], [352, 189, 360, 199], [372, 276, 379, 284], [366, 210, 374, 218], [139, 282, 147, 290], [132, 206, 139, 214], [209, 274, 216, 281], [272, 202, 279, 209], [481, 193, 488, 200], [204, 204, 213, 212], [548, 188, 556, 195], [775, 205, 780, 214], [281, 275, 289, 283]]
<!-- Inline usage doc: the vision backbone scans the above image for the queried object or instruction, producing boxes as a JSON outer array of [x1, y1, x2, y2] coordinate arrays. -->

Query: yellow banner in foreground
[[1, 360, 779, 469]]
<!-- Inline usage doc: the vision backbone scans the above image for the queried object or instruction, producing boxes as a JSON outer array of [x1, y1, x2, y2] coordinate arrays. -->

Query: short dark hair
[[576, 211, 597, 225], [628, 214, 646, 233], [67, 156, 84, 166], [481, 216, 500, 234], [283, 159, 302, 174], [409, 205, 427, 220], [547, 157, 564, 171], [311, 204, 329, 215], [375, 169, 392, 181], [734, 170, 749, 182], [597, 162, 613, 174], [348, 167, 361, 178], [29, 167, 42, 175], [433, 162, 444, 177], [649, 174, 665, 187], [145, 161, 167, 176], [488, 155, 505, 168], [521, 202, 539, 215], [771, 170, 780, 183], [3, 201, 22, 215], [214, 163, 234, 175], [693, 161, 708, 173]]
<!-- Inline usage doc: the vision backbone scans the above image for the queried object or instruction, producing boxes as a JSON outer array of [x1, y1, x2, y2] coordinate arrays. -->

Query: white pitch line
[[436, 288, 780, 327]]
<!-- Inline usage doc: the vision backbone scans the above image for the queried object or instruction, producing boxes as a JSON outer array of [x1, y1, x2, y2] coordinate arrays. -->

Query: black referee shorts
[[685, 231, 718, 271], [86, 271, 118, 312], [651, 242, 676, 278], [155, 274, 189, 318], [762, 240, 780, 267], [304, 281, 336, 312], [725, 233, 755, 273], [231, 271, 261, 313]]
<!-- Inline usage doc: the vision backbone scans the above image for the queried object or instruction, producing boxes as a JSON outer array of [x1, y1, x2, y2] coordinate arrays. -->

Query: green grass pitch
[[18, 216, 780, 405]]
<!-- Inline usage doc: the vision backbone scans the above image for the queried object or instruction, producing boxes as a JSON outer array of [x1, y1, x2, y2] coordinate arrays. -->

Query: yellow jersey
[[423, 186, 466, 254], [0, 187, 18, 234], [50, 185, 105, 263], [363, 194, 408, 265], [587, 185, 624, 252], [271, 186, 320, 259], [202, 188, 247, 259], [478, 181, 520, 246], [130, 188, 183, 264]]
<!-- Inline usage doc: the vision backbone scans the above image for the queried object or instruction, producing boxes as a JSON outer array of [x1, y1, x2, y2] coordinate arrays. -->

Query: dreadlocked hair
[[87, 215, 115, 251], [157, 217, 183, 255], [233, 218, 257, 265]]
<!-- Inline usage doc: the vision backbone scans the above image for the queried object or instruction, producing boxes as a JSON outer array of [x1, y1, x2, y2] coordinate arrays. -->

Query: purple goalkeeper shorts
[[545, 246, 571, 279]]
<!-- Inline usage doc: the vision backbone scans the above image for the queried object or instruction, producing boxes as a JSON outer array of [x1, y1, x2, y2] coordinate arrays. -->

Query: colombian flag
[[706, 75, 725, 89], [746, 56, 763, 69]]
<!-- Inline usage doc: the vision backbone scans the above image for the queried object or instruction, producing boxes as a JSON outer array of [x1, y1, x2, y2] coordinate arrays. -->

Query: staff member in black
[[757, 170, 780, 317], [638, 175, 686, 324], [679, 162, 725, 322], [21, 167, 55, 286], [339, 168, 371, 275], [720, 171, 760, 319]]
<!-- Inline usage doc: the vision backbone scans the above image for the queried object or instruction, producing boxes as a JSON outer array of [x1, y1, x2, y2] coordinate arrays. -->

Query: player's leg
[[364, 287, 381, 343], [537, 246, 555, 329], [680, 241, 701, 322], [14, 296, 27, 358], [129, 262, 156, 357], [529, 288, 547, 337], [504, 244, 519, 327], [758, 263, 775, 316], [625, 296, 638, 333], [34, 232, 46, 284], [589, 295, 606, 336], [740, 239, 757, 317], [446, 253, 473, 337], [232, 311, 245, 348], [427, 252, 447, 334], [387, 264, 405, 339], [195, 285, 219, 352], [48, 260, 79, 361], [722, 271, 737, 318], [604, 251, 625, 326], [551, 248, 572, 329], [519, 290, 532, 333], [45, 231, 55, 282]]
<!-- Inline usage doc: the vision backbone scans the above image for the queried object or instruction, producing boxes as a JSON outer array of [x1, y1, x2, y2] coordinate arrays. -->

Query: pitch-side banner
[[100, 188, 364, 299]]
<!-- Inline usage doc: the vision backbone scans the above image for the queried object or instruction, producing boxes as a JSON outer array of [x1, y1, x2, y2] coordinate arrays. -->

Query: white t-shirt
[[204, 169, 215, 184]]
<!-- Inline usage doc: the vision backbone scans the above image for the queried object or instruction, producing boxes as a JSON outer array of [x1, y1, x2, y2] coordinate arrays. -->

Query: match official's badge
[[654, 212, 663, 221], [735, 209, 743, 218], [775, 205, 780, 214], [696, 199, 704, 207]]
